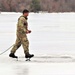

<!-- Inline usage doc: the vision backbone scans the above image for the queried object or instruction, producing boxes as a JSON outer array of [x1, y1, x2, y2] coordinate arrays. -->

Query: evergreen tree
[[30, 0, 41, 12]]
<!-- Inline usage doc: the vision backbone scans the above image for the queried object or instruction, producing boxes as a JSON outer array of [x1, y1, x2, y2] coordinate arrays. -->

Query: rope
[[0, 44, 14, 55]]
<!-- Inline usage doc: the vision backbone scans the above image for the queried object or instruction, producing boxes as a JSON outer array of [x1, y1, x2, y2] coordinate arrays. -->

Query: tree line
[[0, 0, 75, 12]]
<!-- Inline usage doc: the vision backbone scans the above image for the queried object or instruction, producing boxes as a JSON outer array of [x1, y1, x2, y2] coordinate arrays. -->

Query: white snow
[[0, 12, 75, 75]]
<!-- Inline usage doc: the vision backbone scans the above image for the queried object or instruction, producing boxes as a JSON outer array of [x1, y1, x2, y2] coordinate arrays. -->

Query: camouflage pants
[[11, 33, 29, 55]]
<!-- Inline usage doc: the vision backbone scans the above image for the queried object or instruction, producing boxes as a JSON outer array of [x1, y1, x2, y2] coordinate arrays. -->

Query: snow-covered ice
[[0, 12, 75, 75]]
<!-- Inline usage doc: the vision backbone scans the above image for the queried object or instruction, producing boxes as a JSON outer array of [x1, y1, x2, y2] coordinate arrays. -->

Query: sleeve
[[18, 17, 27, 33]]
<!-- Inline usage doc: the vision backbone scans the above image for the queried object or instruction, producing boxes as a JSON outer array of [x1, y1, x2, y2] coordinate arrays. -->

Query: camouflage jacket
[[17, 15, 28, 34]]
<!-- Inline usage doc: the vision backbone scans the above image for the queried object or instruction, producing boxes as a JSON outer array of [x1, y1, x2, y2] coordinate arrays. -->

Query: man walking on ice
[[9, 9, 34, 60]]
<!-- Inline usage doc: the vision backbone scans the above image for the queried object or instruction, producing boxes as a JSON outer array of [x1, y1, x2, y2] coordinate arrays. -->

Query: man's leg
[[21, 36, 29, 54], [21, 35, 34, 58], [9, 37, 21, 58], [11, 37, 21, 53]]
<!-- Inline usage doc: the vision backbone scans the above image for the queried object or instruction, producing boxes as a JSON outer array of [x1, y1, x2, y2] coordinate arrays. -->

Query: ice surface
[[0, 12, 75, 75]]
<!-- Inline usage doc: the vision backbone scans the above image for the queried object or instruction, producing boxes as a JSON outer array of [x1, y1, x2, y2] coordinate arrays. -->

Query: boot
[[9, 53, 18, 58], [25, 53, 34, 58]]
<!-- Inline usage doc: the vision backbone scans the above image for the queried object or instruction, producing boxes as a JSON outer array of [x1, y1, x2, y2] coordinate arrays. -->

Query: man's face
[[23, 13, 29, 17]]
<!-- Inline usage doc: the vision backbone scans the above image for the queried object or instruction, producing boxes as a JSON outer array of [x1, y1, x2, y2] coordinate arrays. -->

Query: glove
[[26, 30, 31, 34], [28, 30, 31, 33]]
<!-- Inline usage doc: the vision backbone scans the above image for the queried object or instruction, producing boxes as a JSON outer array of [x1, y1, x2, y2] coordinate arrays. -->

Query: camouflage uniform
[[11, 15, 29, 55]]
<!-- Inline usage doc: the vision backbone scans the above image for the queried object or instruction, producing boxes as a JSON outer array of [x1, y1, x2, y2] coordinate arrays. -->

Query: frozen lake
[[0, 12, 75, 75], [0, 12, 75, 56]]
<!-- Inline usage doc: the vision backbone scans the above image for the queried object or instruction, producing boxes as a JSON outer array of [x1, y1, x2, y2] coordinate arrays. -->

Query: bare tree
[[0, 0, 75, 12]]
